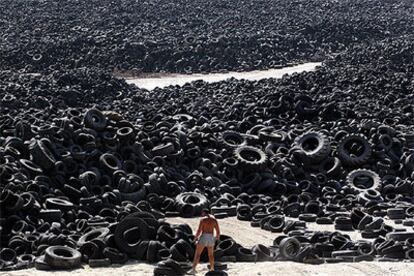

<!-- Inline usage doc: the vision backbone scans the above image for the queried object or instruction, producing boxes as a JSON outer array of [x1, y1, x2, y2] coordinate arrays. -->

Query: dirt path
[[122, 62, 321, 90]]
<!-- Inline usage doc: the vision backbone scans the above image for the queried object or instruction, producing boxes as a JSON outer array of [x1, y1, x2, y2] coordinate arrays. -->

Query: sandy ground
[[122, 62, 321, 90], [5, 216, 414, 276]]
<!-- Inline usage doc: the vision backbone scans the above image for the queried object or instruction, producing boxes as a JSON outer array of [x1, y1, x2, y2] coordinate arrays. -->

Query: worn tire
[[338, 134, 371, 166], [346, 169, 381, 192], [293, 131, 330, 164], [44, 246, 81, 269]]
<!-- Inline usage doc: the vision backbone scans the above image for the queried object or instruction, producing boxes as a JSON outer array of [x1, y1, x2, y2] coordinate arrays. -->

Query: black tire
[[44, 246, 81, 269], [0, 248, 16, 263], [337, 134, 371, 166], [266, 215, 285, 232], [236, 247, 256, 262], [29, 138, 56, 170], [157, 224, 179, 246], [156, 259, 185, 276], [89, 258, 111, 268], [176, 192, 209, 217], [346, 169, 381, 192], [84, 109, 107, 131], [154, 266, 176, 276], [80, 242, 99, 262], [99, 153, 122, 173], [357, 215, 373, 230], [152, 142, 175, 156], [78, 228, 110, 247], [221, 131, 246, 148], [234, 145, 267, 171], [251, 244, 272, 261], [45, 198, 74, 211], [17, 254, 36, 266], [319, 157, 342, 178], [103, 247, 128, 264], [147, 240, 159, 263], [132, 241, 149, 260], [170, 239, 194, 262], [34, 255, 52, 271], [211, 206, 237, 217], [279, 237, 301, 260], [217, 239, 237, 256], [114, 217, 151, 254], [293, 131, 330, 164]]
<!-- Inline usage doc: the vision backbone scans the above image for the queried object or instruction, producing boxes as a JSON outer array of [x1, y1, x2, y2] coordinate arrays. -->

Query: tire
[[29, 138, 56, 170], [99, 153, 122, 172], [156, 259, 185, 276], [147, 240, 159, 263], [236, 204, 252, 221], [234, 146, 267, 171], [103, 247, 128, 264], [44, 246, 81, 269], [346, 169, 381, 192], [34, 255, 52, 271], [334, 216, 353, 231], [157, 224, 179, 246], [221, 131, 246, 149], [0, 248, 16, 264], [45, 198, 74, 211], [217, 239, 237, 256], [89, 258, 111, 267], [170, 239, 194, 261], [319, 157, 342, 178], [211, 206, 237, 217], [176, 192, 209, 217], [236, 247, 256, 262], [114, 217, 151, 254], [84, 109, 107, 131], [153, 266, 176, 276], [265, 215, 285, 232], [279, 237, 300, 260], [78, 228, 110, 247], [251, 244, 273, 261], [131, 241, 149, 260], [338, 134, 371, 166], [120, 188, 147, 203], [357, 215, 373, 230], [293, 131, 330, 164], [152, 142, 175, 156], [17, 254, 36, 266]]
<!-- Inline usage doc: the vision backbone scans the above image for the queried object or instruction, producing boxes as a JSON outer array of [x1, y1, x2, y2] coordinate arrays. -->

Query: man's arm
[[194, 219, 203, 240], [214, 219, 220, 240]]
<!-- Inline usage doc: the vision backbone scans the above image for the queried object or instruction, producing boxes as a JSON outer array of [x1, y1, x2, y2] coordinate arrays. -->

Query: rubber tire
[[44, 246, 81, 269], [293, 131, 330, 164], [346, 169, 381, 192], [279, 237, 301, 260], [337, 134, 371, 166]]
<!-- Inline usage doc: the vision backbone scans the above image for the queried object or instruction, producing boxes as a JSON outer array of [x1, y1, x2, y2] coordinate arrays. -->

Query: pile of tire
[[1, 31, 414, 271], [1, 0, 414, 74]]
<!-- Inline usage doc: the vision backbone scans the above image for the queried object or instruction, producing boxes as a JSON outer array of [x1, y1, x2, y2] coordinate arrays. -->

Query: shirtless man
[[190, 208, 220, 274]]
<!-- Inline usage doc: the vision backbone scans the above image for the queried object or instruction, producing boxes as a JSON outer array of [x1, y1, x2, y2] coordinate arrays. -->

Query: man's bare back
[[199, 215, 219, 235], [192, 209, 221, 273]]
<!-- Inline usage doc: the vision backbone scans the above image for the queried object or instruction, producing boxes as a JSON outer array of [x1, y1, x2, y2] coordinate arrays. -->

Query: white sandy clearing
[[5, 216, 414, 276], [123, 62, 321, 90]]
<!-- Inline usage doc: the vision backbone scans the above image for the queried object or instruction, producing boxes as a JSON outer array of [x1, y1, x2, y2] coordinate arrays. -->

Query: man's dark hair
[[202, 208, 210, 215]]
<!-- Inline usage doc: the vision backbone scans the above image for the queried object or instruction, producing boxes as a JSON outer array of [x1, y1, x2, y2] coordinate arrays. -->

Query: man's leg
[[192, 243, 205, 272], [207, 246, 214, 271]]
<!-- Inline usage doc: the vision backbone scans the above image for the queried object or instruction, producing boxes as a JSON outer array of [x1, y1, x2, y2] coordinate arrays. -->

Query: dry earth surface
[[123, 62, 321, 90]]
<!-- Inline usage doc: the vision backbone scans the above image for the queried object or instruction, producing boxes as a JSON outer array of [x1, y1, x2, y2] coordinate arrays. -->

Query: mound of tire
[[2, 11, 414, 272]]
